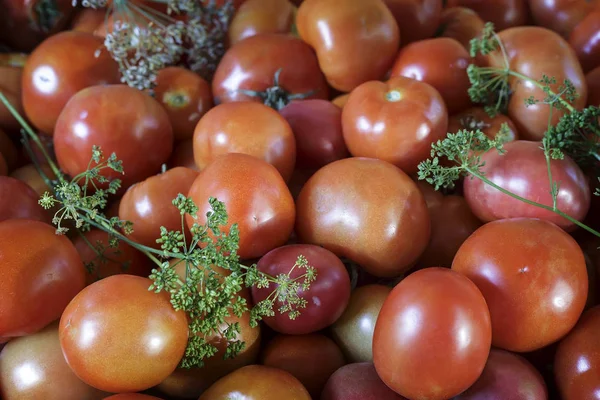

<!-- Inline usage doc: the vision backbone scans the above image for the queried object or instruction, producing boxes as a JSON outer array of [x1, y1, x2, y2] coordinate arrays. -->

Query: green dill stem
[[544, 106, 558, 210]]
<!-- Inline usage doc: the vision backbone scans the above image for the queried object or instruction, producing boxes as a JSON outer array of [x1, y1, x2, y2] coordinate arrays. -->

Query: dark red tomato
[[0, 219, 85, 342], [212, 34, 329, 104], [70, 8, 107, 33], [193, 102, 296, 181], [167, 139, 198, 171], [0, 65, 24, 133], [251, 244, 351, 334], [390, 37, 471, 114], [463, 140, 590, 231], [373, 267, 492, 400], [446, 0, 529, 30], [59, 275, 189, 393], [330, 284, 392, 363], [452, 218, 588, 352], [228, 0, 294, 44], [286, 168, 315, 200], [322, 362, 407, 400], [20, 133, 56, 167], [0, 153, 7, 175], [154, 67, 213, 141], [296, 157, 430, 277], [0, 128, 18, 170], [382, 0, 442, 46], [261, 334, 345, 397], [186, 153, 295, 260], [0, 322, 106, 400], [587, 66, 600, 106], [529, 0, 600, 38], [569, 11, 600, 73], [22, 31, 120, 136], [54, 85, 174, 191], [341, 77, 448, 175], [296, 0, 400, 92], [198, 365, 311, 400], [448, 107, 519, 141], [0, 176, 50, 223], [437, 7, 486, 51], [279, 99, 348, 170], [118, 167, 199, 249], [72, 229, 152, 285], [103, 395, 163, 400], [9, 164, 55, 197]]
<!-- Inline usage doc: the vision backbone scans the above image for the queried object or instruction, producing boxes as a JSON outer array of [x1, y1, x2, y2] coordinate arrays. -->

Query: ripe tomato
[[0, 153, 7, 175], [569, 11, 600, 73], [296, 0, 400, 92], [447, 107, 519, 141], [228, 0, 295, 44], [463, 140, 590, 231], [0, 128, 17, 170], [54, 85, 174, 191], [186, 153, 295, 260], [70, 8, 107, 34], [322, 362, 407, 400], [331, 93, 350, 109], [103, 395, 163, 400], [445, 0, 529, 30], [437, 7, 485, 51], [59, 275, 189, 393], [341, 77, 448, 175], [373, 267, 492, 400], [452, 218, 588, 352], [212, 34, 329, 104], [529, 0, 599, 38], [330, 284, 392, 363], [9, 164, 55, 196], [193, 102, 296, 181], [296, 157, 430, 277], [198, 365, 311, 400], [22, 31, 120, 136], [587, 66, 600, 106], [0, 176, 50, 223], [154, 67, 213, 141], [167, 139, 198, 171], [0, 64, 24, 132], [382, 0, 442, 46], [0, 219, 85, 342]]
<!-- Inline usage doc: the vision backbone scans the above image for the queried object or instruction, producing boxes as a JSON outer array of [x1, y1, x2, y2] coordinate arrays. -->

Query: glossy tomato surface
[[321, 362, 407, 400], [569, 11, 600, 73], [437, 7, 485, 50], [0, 175, 50, 223], [529, 0, 599, 38], [382, 0, 442, 45], [446, 0, 529, 30], [228, 0, 294, 44]]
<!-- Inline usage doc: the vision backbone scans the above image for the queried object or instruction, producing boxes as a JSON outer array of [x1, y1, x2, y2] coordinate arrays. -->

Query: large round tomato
[[382, 0, 442, 45], [436, 7, 485, 51], [0, 176, 50, 223], [296, 0, 400, 92], [373, 267, 492, 400], [59, 275, 189, 393], [529, 0, 599, 38], [321, 362, 407, 400], [452, 218, 588, 352], [446, 0, 529, 30], [228, 0, 294, 45], [447, 107, 519, 141], [0, 219, 85, 342], [296, 157, 430, 277], [569, 10, 600, 73]]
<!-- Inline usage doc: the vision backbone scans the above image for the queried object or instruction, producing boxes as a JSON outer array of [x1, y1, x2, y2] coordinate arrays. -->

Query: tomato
[[193, 102, 296, 181], [452, 218, 588, 352], [0, 219, 85, 342], [587, 66, 600, 106], [554, 305, 600, 400], [212, 34, 329, 104], [296, 0, 400, 92], [154, 67, 213, 142], [569, 11, 600, 73], [279, 99, 348, 170], [446, 0, 529, 30], [228, 0, 294, 44], [382, 0, 442, 46], [186, 153, 295, 260], [0, 128, 17, 170], [341, 77, 448, 175], [0, 64, 24, 132], [10, 164, 55, 196], [286, 168, 315, 200], [261, 334, 345, 397], [59, 275, 189, 393], [22, 31, 121, 136], [0, 176, 50, 224], [54, 85, 174, 191], [463, 140, 590, 231], [167, 139, 198, 171], [454, 349, 548, 399], [331, 93, 350, 109], [322, 362, 407, 400], [103, 395, 163, 400], [437, 7, 485, 51], [529, 0, 599, 38], [70, 8, 107, 34], [0, 153, 7, 175], [21, 133, 56, 167], [296, 157, 430, 277], [198, 365, 311, 400], [118, 167, 198, 249], [373, 267, 492, 400], [330, 284, 392, 363], [0, 321, 106, 400], [447, 107, 519, 141]]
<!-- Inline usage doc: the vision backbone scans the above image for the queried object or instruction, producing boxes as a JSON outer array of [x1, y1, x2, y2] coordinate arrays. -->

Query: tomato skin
[[0, 176, 50, 223], [296, 0, 400, 92], [569, 11, 600, 73], [296, 157, 430, 277], [186, 153, 295, 260], [463, 140, 590, 231], [529, 0, 599, 38], [321, 362, 407, 400], [448, 107, 519, 141], [54, 85, 174, 191], [10, 164, 55, 197], [59, 275, 189, 393], [341, 77, 448, 175], [212, 34, 329, 104], [103, 395, 163, 400], [0, 153, 7, 175], [228, 0, 294, 44], [373, 267, 492, 400], [446, 0, 529, 30], [0, 65, 24, 132], [167, 138, 198, 171], [452, 218, 588, 352], [22, 31, 120, 136], [70, 8, 107, 34], [382, 0, 442, 46], [0, 219, 85, 342], [587, 66, 600, 106], [437, 7, 485, 51]]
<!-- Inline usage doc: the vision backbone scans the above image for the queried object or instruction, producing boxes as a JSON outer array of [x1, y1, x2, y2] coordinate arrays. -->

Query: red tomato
[[296, 0, 400, 92], [373, 267, 492, 400], [59, 275, 189, 393], [70, 8, 107, 34], [447, 107, 519, 141], [212, 34, 329, 104], [193, 102, 296, 181], [228, 0, 294, 44], [463, 140, 590, 231], [0, 153, 7, 175], [587, 66, 600, 106], [452, 218, 588, 352], [529, 0, 600, 38], [341, 77, 448, 175], [331, 93, 350, 109], [569, 11, 600, 73], [437, 7, 486, 51], [103, 395, 163, 400], [296, 157, 430, 277], [167, 139, 198, 171], [0, 176, 50, 223], [54, 85, 174, 191], [0, 219, 85, 342], [322, 362, 407, 400], [446, 0, 529, 30], [382, 0, 442, 45], [22, 31, 120, 136], [186, 153, 295, 260], [9, 164, 55, 197], [0, 65, 24, 132]]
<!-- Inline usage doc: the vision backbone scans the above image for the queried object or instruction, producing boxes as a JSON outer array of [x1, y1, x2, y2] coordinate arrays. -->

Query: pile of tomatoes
[[1, 0, 600, 399]]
